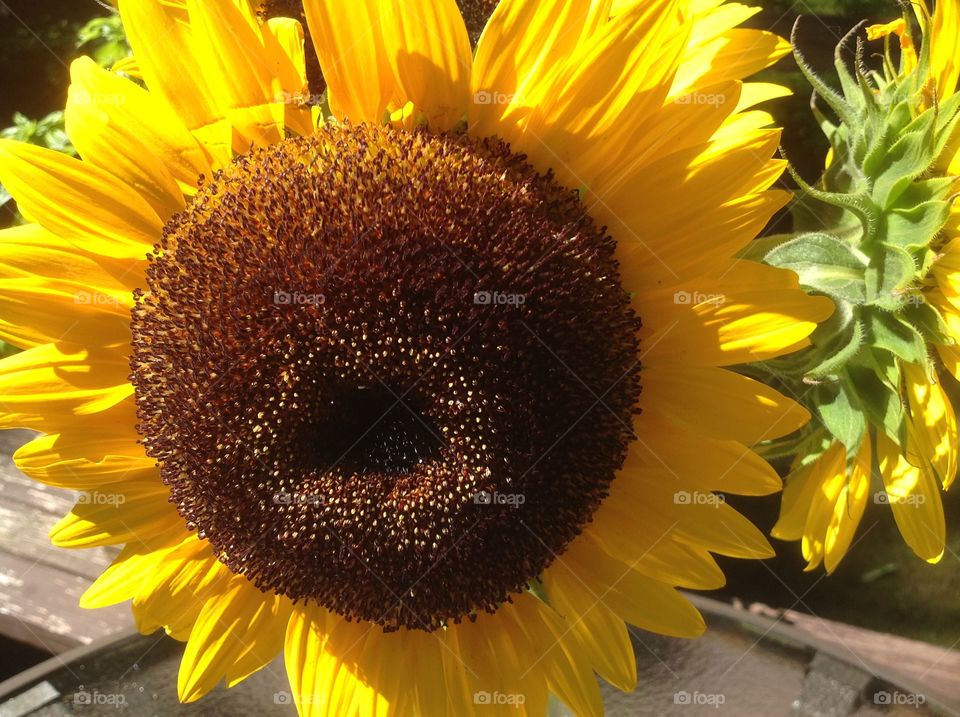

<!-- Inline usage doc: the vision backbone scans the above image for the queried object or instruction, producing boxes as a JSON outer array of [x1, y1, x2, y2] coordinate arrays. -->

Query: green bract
[[750, 17, 960, 464]]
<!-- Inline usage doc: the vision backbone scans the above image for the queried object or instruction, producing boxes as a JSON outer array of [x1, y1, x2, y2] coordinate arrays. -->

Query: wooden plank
[[0, 551, 131, 653], [0, 429, 131, 653]]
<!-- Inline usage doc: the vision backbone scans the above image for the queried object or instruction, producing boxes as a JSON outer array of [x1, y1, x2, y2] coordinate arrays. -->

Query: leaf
[[764, 232, 866, 303]]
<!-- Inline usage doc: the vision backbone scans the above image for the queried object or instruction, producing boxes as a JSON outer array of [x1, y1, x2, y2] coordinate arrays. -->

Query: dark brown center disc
[[131, 124, 641, 631]]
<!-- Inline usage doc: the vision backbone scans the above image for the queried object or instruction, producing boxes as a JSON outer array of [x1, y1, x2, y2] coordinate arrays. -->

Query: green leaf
[[764, 232, 866, 303], [815, 382, 867, 449], [864, 243, 917, 308], [861, 307, 928, 363]]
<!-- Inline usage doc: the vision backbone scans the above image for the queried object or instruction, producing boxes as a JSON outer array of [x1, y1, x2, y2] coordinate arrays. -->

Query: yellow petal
[[542, 561, 638, 692], [642, 364, 810, 443], [80, 529, 190, 608], [824, 436, 872, 573], [903, 362, 958, 490], [772, 459, 821, 542], [645, 289, 835, 366], [117, 0, 220, 131], [470, 0, 596, 139], [303, 0, 471, 129], [506, 0, 691, 179], [801, 444, 847, 571], [0, 139, 159, 259], [877, 431, 946, 562], [179, 577, 292, 701], [14, 429, 154, 489], [284, 605, 389, 716], [625, 413, 783, 496], [49, 481, 176, 548], [932, 0, 960, 98], [66, 57, 210, 204], [0, 342, 132, 430], [132, 536, 230, 640], [560, 536, 706, 638]]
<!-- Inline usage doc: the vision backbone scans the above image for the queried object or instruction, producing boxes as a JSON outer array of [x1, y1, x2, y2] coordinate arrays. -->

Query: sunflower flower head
[[756, 5, 960, 572], [0, 0, 832, 714]]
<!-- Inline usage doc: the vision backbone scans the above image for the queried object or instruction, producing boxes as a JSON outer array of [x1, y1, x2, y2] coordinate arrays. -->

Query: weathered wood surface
[[0, 430, 132, 654]]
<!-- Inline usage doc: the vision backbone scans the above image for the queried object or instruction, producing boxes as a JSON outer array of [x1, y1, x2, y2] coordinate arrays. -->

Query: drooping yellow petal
[[877, 431, 946, 563], [801, 443, 847, 571], [903, 361, 958, 490], [824, 436, 872, 573], [772, 458, 821, 542], [303, 0, 471, 129], [179, 577, 292, 702], [0, 140, 158, 260]]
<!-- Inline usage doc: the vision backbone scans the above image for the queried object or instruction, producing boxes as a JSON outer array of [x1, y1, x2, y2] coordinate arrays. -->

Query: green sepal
[[903, 298, 953, 345], [764, 232, 866, 303], [861, 306, 927, 363], [884, 199, 954, 254], [815, 381, 867, 449], [805, 318, 864, 379], [863, 243, 917, 308], [847, 362, 907, 447]]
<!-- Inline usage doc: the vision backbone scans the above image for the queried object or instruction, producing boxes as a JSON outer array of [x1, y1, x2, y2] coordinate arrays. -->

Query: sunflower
[[0, 0, 831, 714], [759, 3, 960, 572]]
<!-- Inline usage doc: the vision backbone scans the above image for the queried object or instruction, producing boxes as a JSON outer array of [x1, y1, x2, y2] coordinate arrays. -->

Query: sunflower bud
[[749, 7, 960, 571]]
